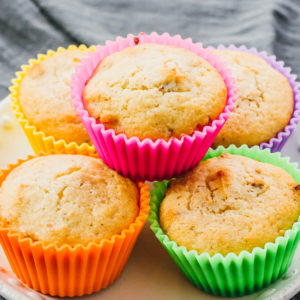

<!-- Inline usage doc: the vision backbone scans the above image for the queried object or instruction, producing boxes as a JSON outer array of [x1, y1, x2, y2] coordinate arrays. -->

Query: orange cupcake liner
[[9, 44, 96, 156], [0, 154, 150, 297]]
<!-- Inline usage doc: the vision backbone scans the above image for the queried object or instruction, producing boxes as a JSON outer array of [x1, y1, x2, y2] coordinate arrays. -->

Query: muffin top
[[0, 155, 139, 245], [19, 50, 91, 145], [211, 50, 293, 147], [83, 43, 227, 140], [160, 153, 300, 255]]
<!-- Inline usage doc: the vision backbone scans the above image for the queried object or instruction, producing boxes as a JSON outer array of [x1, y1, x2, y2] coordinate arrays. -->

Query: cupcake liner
[[209, 45, 300, 152], [0, 154, 150, 297], [9, 44, 96, 156], [71, 32, 237, 181], [149, 145, 300, 297]]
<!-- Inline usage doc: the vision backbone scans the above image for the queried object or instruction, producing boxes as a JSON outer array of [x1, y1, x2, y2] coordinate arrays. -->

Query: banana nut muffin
[[19, 50, 91, 145], [211, 50, 293, 147], [160, 153, 300, 255], [83, 43, 227, 140], [0, 154, 139, 245]]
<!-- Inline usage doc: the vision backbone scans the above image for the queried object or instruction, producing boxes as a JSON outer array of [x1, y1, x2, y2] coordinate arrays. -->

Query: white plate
[[0, 97, 300, 300]]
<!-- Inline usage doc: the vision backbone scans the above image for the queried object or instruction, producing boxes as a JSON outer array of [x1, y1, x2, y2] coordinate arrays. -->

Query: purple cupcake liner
[[209, 44, 300, 152]]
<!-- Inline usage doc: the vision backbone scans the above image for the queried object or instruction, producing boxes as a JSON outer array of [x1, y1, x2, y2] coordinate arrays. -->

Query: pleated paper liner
[[0, 154, 150, 297], [149, 145, 300, 297], [209, 45, 300, 152], [71, 32, 238, 181], [9, 45, 96, 156]]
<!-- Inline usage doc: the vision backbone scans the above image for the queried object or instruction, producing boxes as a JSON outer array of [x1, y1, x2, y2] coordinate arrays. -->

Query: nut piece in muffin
[[211, 50, 293, 147], [160, 153, 300, 255], [83, 43, 227, 140], [19, 50, 91, 145], [0, 155, 139, 245]]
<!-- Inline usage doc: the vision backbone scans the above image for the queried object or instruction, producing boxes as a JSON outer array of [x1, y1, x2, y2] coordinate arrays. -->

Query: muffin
[[150, 145, 300, 296], [0, 154, 138, 245], [0, 153, 149, 297], [83, 43, 227, 140], [72, 33, 237, 181], [160, 152, 300, 255], [18, 50, 91, 145], [211, 50, 294, 147]]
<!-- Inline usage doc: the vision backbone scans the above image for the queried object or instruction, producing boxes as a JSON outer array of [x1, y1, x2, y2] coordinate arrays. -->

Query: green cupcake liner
[[149, 145, 300, 297]]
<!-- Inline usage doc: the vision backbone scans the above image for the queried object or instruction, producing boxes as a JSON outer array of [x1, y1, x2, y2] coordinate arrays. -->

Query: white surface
[[0, 97, 33, 169], [0, 97, 300, 300]]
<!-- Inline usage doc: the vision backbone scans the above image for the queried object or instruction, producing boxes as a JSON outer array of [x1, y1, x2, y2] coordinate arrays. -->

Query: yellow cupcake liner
[[9, 44, 96, 155], [0, 153, 150, 297]]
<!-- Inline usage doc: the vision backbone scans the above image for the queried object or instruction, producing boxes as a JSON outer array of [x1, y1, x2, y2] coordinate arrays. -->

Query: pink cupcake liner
[[71, 32, 237, 181], [209, 44, 300, 152]]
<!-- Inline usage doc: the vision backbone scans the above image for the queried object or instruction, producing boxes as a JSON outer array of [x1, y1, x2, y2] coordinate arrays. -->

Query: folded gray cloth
[[0, 0, 300, 100], [0, 1, 299, 299]]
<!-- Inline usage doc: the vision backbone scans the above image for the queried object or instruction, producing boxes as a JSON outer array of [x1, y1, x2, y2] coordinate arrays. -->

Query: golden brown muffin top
[[83, 43, 227, 140], [19, 50, 91, 145], [0, 155, 139, 245], [212, 50, 293, 147], [160, 153, 300, 255]]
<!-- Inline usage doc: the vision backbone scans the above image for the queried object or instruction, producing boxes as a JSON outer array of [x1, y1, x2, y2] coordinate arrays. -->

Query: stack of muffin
[[0, 32, 299, 297]]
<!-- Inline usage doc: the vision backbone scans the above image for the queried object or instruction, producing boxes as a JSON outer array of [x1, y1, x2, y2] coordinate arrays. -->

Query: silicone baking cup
[[0, 154, 150, 297], [9, 45, 96, 156], [149, 145, 300, 297], [71, 32, 237, 181], [209, 45, 300, 152]]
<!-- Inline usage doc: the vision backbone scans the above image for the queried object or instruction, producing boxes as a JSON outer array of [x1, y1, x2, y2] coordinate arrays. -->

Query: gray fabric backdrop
[[1, 0, 300, 99], [0, 0, 300, 299]]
